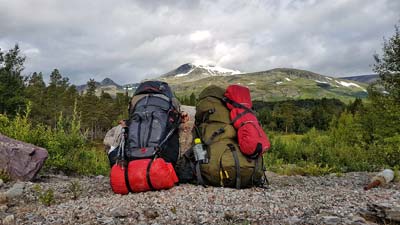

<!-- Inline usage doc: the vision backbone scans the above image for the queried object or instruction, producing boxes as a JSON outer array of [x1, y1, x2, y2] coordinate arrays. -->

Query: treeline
[[254, 98, 362, 133], [176, 92, 197, 106], [0, 45, 129, 140]]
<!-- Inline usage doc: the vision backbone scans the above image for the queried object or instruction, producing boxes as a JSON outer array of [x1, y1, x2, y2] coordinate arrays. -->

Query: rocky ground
[[0, 172, 399, 225]]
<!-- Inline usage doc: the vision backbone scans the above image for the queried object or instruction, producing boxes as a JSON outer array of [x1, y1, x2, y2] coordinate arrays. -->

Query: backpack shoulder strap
[[227, 143, 241, 189]]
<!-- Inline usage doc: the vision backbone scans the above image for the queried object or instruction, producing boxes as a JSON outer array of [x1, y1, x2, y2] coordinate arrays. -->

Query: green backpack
[[193, 85, 266, 188]]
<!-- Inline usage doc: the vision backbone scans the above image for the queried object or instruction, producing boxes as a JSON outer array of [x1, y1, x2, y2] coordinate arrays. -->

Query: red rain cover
[[225, 85, 270, 157]]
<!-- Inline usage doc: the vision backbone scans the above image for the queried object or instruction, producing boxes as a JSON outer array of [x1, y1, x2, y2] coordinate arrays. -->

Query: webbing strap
[[247, 143, 263, 159], [158, 114, 181, 149], [230, 108, 253, 126], [227, 144, 241, 189], [195, 162, 205, 187], [146, 159, 155, 191], [251, 157, 260, 186], [262, 156, 270, 186], [222, 97, 255, 114], [204, 127, 225, 145], [124, 166, 133, 193]]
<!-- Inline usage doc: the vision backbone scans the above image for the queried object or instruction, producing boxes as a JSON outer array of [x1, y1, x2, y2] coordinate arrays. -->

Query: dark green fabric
[[198, 85, 226, 100], [199, 139, 263, 188], [193, 85, 264, 188]]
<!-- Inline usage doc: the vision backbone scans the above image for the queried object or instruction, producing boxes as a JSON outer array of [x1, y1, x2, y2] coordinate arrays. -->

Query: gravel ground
[[0, 172, 399, 225]]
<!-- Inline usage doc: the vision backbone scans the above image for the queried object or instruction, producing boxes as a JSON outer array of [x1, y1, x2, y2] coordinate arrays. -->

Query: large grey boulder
[[0, 133, 48, 181]]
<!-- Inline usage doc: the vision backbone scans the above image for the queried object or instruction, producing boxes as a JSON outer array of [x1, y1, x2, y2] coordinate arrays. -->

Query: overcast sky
[[0, 0, 399, 84]]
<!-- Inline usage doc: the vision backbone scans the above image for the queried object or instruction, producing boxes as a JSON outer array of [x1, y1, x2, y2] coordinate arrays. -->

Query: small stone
[[110, 207, 129, 218], [0, 179, 4, 187], [3, 214, 15, 225], [0, 192, 7, 204], [96, 175, 105, 179], [144, 208, 159, 219], [131, 211, 140, 220], [97, 216, 114, 225], [224, 211, 234, 221], [5, 182, 25, 199], [0, 204, 8, 212], [322, 216, 341, 225], [284, 216, 302, 224], [348, 216, 367, 225]]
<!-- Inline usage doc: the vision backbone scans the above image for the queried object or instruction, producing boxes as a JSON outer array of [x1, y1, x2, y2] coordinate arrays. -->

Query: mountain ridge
[[75, 63, 371, 102], [340, 74, 378, 84]]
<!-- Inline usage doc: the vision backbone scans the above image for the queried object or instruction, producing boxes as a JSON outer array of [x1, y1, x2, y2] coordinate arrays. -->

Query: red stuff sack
[[110, 158, 178, 194], [224, 85, 270, 158]]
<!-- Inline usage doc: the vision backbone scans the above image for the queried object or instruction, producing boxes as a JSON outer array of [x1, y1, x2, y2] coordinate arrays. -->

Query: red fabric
[[225, 85, 270, 156], [225, 85, 253, 109], [110, 158, 178, 194], [110, 165, 129, 195]]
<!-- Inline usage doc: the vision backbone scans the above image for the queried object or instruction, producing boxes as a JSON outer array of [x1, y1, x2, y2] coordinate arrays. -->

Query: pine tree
[[26, 72, 47, 123], [0, 45, 26, 115], [373, 24, 400, 101], [359, 23, 400, 161], [45, 69, 70, 126], [79, 79, 99, 140], [189, 92, 196, 106]]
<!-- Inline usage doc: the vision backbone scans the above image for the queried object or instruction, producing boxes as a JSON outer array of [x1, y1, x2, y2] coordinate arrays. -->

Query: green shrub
[[33, 184, 55, 206], [0, 102, 108, 175], [0, 170, 11, 183], [268, 162, 336, 176], [68, 180, 83, 200], [265, 111, 399, 174]]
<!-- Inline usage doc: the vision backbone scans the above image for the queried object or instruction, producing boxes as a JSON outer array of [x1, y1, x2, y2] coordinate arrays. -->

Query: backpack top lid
[[225, 84, 252, 108], [198, 85, 226, 100], [134, 81, 173, 99]]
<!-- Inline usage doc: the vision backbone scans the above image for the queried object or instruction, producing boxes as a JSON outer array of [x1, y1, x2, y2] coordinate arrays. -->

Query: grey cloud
[[0, 0, 398, 84]]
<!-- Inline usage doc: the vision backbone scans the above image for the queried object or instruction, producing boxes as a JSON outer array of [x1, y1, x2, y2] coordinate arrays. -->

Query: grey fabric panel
[[128, 95, 170, 152]]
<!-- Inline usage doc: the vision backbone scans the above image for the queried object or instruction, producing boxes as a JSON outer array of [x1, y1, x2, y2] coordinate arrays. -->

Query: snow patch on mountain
[[174, 63, 241, 77], [315, 80, 329, 84], [175, 68, 195, 77], [193, 63, 242, 75], [335, 80, 367, 92]]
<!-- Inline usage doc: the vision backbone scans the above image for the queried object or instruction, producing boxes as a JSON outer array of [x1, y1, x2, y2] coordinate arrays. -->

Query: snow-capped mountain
[[162, 63, 242, 80]]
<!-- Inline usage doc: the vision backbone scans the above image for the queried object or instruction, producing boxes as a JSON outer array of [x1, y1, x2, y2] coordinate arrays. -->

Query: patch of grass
[[0, 170, 11, 183], [33, 184, 55, 206], [269, 163, 336, 176], [68, 180, 83, 200], [393, 166, 400, 183]]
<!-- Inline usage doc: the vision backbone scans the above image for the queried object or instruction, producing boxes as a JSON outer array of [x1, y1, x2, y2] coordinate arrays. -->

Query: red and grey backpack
[[110, 81, 181, 194]]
